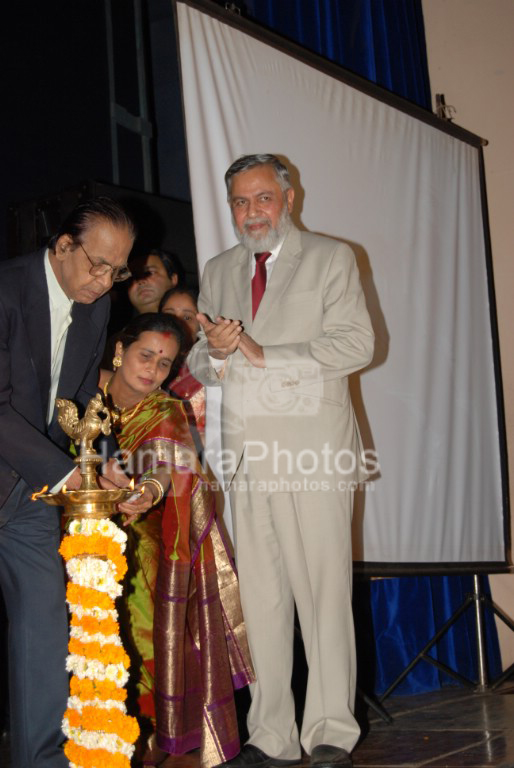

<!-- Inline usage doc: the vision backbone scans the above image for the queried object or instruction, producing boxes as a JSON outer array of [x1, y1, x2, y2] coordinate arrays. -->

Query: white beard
[[234, 205, 291, 253]]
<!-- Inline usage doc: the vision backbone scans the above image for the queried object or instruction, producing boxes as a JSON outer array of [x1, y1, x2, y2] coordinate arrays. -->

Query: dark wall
[[148, 0, 191, 202], [1, 0, 193, 263], [2, 1, 112, 258], [7, 180, 197, 282]]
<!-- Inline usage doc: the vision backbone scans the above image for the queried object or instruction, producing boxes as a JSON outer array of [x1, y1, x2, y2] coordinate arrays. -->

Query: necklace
[[103, 378, 147, 434]]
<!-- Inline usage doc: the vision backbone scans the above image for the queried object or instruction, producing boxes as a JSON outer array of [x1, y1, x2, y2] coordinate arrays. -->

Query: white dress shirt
[[44, 250, 75, 491], [44, 249, 73, 424]]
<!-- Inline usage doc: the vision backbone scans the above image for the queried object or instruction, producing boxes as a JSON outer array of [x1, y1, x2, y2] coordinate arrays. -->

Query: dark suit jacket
[[0, 248, 110, 507]]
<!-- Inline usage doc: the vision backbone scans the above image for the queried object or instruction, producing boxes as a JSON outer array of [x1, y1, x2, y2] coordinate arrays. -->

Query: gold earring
[[112, 355, 122, 369]]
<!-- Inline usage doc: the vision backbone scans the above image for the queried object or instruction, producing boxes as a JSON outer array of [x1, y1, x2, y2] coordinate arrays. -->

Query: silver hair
[[224, 154, 292, 197]]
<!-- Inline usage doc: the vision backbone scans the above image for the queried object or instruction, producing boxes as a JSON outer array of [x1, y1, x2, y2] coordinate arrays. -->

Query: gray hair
[[224, 154, 292, 197]]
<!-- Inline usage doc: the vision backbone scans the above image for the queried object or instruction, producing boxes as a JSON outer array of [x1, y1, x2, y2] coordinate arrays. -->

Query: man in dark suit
[[0, 197, 150, 768]]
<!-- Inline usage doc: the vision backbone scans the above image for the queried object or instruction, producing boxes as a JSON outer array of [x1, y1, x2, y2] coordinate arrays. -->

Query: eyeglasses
[[78, 242, 132, 283]]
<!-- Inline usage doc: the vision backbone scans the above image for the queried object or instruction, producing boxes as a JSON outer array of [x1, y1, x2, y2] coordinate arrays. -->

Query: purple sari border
[[198, 593, 218, 607], [156, 730, 201, 756], [206, 693, 233, 712], [155, 588, 187, 604], [155, 684, 203, 702]]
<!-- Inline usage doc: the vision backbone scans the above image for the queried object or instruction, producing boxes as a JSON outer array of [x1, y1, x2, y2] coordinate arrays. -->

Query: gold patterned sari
[[116, 390, 253, 766]]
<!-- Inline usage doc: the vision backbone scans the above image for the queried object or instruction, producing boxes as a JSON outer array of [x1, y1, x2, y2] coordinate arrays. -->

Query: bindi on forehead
[[154, 331, 174, 353]]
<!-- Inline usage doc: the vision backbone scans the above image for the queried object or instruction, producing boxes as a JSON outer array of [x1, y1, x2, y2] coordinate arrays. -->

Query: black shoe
[[310, 745, 352, 768], [221, 744, 301, 768]]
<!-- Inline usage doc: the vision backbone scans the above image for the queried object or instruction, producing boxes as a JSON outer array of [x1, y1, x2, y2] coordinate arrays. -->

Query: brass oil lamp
[[33, 393, 137, 515]]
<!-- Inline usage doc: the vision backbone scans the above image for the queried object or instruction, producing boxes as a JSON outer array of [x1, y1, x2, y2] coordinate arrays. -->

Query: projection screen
[[175, 0, 509, 569]]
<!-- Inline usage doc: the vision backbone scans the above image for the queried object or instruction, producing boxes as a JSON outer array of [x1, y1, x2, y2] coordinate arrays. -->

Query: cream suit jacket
[[187, 225, 374, 488]]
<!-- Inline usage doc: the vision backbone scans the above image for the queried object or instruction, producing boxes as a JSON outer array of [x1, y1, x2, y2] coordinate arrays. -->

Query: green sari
[[116, 390, 253, 766]]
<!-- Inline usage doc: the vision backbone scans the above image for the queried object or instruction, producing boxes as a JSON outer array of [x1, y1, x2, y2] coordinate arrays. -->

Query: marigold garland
[[71, 614, 120, 637], [70, 676, 127, 703], [60, 517, 139, 767], [67, 582, 115, 612], [68, 637, 130, 667], [60, 534, 127, 580], [65, 740, 131, 768], [64, 706, 140, 742]]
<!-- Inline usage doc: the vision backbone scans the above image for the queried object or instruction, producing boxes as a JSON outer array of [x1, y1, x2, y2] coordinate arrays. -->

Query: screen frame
[[173, 0, 510, 575]]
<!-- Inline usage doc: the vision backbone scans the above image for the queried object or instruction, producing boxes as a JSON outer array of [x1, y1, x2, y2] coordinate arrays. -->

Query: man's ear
[[286, 187, 295, 213], [54, 234, 74, 261]]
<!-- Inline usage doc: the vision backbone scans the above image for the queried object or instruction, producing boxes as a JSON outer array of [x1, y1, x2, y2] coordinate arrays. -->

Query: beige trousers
[[229, 475, 360, 759]]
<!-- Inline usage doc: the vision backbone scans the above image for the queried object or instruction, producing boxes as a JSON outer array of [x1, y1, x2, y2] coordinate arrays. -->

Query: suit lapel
[[231, 247, 253, 329], [252, 226, 302, 333], [23, 251, 52, 417], [58, 301, 103, 398]]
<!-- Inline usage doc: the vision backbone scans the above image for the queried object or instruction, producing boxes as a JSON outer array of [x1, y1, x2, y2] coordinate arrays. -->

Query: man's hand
[[100, 458, 130, 488], [65, 467, 83, 490], [197, 313, 242, 359], [239, 332, 266, 368]]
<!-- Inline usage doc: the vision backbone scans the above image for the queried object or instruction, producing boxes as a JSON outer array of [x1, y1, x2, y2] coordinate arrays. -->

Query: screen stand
[[377, 573, 514, 704]]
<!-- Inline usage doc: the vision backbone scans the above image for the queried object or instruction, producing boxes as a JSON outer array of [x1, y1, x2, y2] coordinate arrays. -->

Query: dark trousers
[[0, 481, 69, 768]]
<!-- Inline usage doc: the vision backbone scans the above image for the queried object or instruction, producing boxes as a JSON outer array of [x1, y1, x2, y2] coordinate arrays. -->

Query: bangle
[[141, 477, 165, 506]]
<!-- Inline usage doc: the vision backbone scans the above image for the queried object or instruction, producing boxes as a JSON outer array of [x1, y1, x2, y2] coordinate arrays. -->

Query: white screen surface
[[176, 1, 506, 565]]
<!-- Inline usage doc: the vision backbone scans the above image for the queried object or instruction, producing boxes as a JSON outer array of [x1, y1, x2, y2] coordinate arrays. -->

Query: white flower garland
[[66, 556, 123, 598], [59, 517, 139, 768]]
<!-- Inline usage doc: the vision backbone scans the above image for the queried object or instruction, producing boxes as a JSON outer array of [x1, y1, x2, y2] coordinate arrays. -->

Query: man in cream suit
[[188, 155, 374, 768]]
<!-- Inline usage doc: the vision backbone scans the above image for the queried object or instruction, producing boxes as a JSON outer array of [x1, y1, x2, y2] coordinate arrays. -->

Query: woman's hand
[[98, 461, 155, 525], [117, 485, 154, 525]]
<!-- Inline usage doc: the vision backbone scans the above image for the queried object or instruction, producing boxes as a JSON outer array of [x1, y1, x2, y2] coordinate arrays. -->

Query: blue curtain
[[243, 0, 432, 108], [354, 576, 502, 696], [242, 0, 502, 696]]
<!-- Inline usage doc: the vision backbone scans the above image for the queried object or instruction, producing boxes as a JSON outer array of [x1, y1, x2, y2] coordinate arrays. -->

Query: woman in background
[[128, 249, 185, 315], [159, 286, 205, 442], [101, 249, 186, 369], [99, 312, 253, 768]]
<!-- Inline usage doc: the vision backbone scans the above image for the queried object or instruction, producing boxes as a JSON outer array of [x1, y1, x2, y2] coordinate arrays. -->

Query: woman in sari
[[99, 312, 253, 768]]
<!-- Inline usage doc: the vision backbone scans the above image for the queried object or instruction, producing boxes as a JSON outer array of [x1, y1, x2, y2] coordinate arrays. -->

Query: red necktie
[[252, 251, 271, 319]]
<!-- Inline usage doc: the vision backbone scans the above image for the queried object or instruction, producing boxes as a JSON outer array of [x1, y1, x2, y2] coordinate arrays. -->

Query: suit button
[[11, 470, 19, 479]]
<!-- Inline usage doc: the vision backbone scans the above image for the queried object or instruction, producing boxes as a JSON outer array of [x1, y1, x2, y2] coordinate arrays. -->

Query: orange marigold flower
[[64, 741, 130, 768], [65, 707, 81, 727], [64, 705, 139, 743], [60, 534, 127, 579], [68, 637, 130, 668], [69, 676, 127, 702], [66, 583, 115, 612], [70, 614, 119, 637]]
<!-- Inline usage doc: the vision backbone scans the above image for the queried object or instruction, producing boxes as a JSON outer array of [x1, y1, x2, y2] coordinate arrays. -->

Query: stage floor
[[351, 685, 514, 767], [164, 686, 514, 768], [1, 686, 513, 767]]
